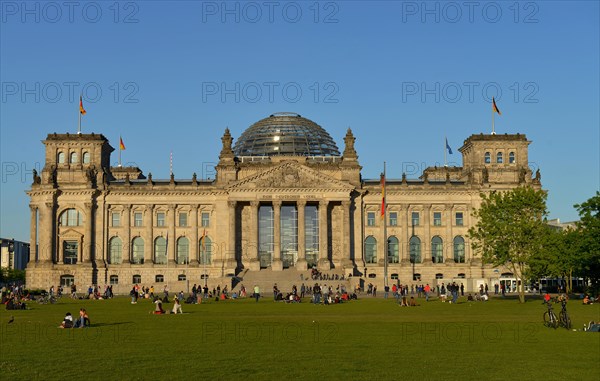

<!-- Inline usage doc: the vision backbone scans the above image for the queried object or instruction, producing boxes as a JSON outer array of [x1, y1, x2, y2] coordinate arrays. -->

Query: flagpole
[[382, 162, 388, 289], [492, 106, 495, 135], [118, 136, 122, 167], [78, 102, 82, 134], [444, 137, 447, 167]]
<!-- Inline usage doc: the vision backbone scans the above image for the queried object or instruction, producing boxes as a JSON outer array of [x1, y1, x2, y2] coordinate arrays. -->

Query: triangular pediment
[[59, 228, 84, 238], [227, 161, 355, 191]]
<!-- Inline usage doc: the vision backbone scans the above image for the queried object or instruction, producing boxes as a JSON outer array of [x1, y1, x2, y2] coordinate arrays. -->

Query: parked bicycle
[[557, 296, 571, 329], [543, 299, 558, 329]]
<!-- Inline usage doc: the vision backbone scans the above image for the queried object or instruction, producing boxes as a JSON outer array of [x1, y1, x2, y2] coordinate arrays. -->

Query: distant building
[[0, 238, 30, 270], [546, 218, 578, 231], [26, 112, 542, 293]]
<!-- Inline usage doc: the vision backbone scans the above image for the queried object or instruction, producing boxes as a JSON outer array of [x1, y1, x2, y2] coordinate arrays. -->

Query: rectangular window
[[411, 212, 420, 226], [201, 212, 210, 227], [111, 213, 120, 227], [156, 212, 165, 227], [367, 212, 375, 226], [179, 212, 187, 227], [134, 212, 143, 227], [63, 241, 78, 265], [433, 212, 442, 226], [455, 212, 464, 226], [389, 212, 397, 226]]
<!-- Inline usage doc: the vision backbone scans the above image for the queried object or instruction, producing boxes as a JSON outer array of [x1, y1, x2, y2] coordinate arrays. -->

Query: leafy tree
[[469, 186, 548, 303], [574, 191, 600, 291]]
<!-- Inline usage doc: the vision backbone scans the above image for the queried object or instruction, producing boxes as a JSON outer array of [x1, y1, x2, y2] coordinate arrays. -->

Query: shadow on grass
[[92, 321, 135, 327]]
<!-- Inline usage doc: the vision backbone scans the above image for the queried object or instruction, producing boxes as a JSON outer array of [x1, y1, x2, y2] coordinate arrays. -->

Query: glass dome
[[233, 112, 340, 157]]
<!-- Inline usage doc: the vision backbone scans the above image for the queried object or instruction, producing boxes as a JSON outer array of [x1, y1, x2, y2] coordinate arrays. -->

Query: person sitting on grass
[[583, 295, 591, 305], [74, 308, 90, 328], [400, 296, 409, 307], [467, 293, 474, 301], [172, 297, 182, 314], [59, 312, 73, 328], [153, 299, 165, 314], [409, 297, 418, 307]]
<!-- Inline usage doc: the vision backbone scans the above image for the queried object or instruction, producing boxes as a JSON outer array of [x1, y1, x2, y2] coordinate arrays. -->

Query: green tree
[[574, 191, 600, 291], [469, 186, 548, 303]]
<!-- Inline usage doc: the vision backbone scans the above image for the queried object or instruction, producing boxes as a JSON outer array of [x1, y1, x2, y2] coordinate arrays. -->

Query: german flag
[[79, 96, 86, 115], [119, 136, 126, 150], [492, 97, 501, 115]]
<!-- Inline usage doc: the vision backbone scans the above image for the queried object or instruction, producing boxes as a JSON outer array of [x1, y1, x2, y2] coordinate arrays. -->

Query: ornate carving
[[219, 128, 234, 161], [192, 172, 198, 185], [32, 169, 41, 185], [255, 165, 318, 188], [343, 128, 358, 159], [402, 172, 407, 184], [535, 168, 541, 182]]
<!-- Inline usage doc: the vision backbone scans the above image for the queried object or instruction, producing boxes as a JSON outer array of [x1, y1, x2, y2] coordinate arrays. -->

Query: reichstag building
[[26, 112, 542, 293]]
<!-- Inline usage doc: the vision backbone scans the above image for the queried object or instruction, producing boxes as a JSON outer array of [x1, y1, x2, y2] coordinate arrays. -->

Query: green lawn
[[1, 295, 599, 381]]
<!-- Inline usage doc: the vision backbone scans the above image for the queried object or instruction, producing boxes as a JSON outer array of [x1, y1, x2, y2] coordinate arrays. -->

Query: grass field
[[1, 294, 599, 381]]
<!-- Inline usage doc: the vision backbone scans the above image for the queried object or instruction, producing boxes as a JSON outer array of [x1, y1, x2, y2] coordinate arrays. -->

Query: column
[[272, 201, 282, 271], [122, 205, 131, 263], [423, 205, 432, 263], [226, 201, 237, 269], [341, 200, 353, 269], [144, 205, 154, 264], [190, 205, 199, 264], [445, 204, 454, 263], [318, 200, 330, 269], [42, 202, 54, 264], [296, 200, 307, 271], [83, 202, 93, 263], [29, 205, 37, 263], [249, 201, 260, 271], [400, 205, 410, 263], [168, 205, 176, 264]]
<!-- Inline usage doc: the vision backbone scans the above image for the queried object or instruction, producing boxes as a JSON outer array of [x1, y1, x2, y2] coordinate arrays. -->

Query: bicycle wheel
[[544, 311, 558, 328], [560, 311, 572, 329]]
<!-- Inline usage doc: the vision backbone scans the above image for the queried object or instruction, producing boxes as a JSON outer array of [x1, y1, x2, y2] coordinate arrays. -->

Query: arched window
[[154, 236, 167, 264], [177, 237, 189, 264], [364, 236, 377, 264], [57, 151, 65, 164], [70, 151, 78, 163], [200, 236, 212, 264], [387, 236, 399, 264], [453, 236, 465, 263], [59, 208, 83, 227], [108, 236, 122, 264], [409, 236, 421, 263], [431, 236, 443, 263], [509, 152, 515, 164], [109, 275, 119, 285], [82, 152, 91, 164], [496, 152, 503, 163], [484, 152, 491, 164], [132, 237, 144, 264]]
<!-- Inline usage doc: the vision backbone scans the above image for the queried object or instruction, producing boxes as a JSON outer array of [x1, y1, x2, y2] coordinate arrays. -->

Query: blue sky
[[1, 1, 599, 241]]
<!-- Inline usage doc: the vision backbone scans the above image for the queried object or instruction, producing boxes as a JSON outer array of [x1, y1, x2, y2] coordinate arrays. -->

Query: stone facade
[[26, 124, 541, 294]]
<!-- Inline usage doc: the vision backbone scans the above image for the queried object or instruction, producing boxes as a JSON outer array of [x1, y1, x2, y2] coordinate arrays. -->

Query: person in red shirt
[[543, 292, 551, 303], [424, 284, 431, 302]]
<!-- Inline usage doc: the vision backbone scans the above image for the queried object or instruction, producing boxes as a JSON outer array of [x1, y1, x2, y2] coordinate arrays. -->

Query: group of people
[[59, 308, 90, 328]]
